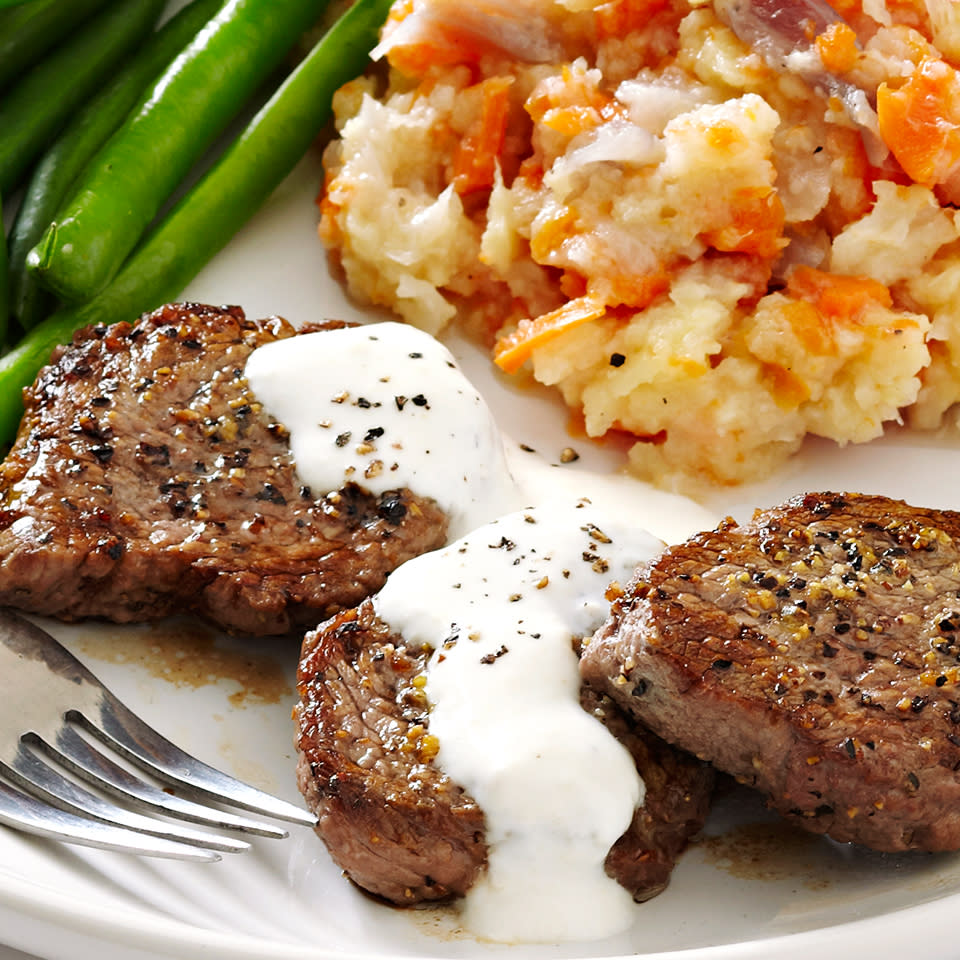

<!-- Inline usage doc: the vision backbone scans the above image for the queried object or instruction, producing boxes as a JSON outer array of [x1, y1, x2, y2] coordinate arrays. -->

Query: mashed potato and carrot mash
[[318, 0, 960, 490]]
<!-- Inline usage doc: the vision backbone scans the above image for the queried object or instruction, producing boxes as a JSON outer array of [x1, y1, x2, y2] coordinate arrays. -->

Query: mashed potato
[[319, 0, 960, 490]]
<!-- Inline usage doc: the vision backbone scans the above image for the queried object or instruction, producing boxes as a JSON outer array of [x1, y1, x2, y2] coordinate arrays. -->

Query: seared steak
[[581, 491, 960, 852], [295, 600, 713, 905], [0, 303, 448, 635], [296, 601, 486, 903], [582, 685, 715, 901]]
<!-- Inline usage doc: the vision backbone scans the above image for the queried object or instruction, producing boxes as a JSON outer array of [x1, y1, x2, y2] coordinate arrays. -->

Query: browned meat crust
[[581, 491, 960, 852], [295, 601, 488, 904], [584, 688, 714, 901], [295, 601, 713, 905], [0, 303, 448, 636]]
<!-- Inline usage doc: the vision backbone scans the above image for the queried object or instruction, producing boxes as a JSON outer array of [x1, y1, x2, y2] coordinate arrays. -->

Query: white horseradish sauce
[[246, 320, 718, 943], [244, 322, 521, 538], [374, 499, 664, 943]]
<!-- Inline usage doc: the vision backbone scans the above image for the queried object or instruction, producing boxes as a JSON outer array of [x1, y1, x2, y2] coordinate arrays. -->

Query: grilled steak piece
[[295, 601, 713, 905], [581, 491, 960, 853], [295, 601, 486, 904], [582, 686, 714, 901], [0, 303, 448, 635]]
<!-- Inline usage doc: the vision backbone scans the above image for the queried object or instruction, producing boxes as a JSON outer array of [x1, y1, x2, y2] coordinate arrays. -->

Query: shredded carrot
[[701, 188, 786, 259], [774, 267, 898, 362], [531, 211, 670, 308], [593, 270, 670, 310], [787, 265, 892, 316], [384, 38, 487, 76], [816, 22, 859, 74], [494, 296, 607, 373], [784, 266, 893, 355], [526, 65, 620, 135], [529, 205, 577, 263], [452, 76, 514, 195], [877, 58, 960, 187]]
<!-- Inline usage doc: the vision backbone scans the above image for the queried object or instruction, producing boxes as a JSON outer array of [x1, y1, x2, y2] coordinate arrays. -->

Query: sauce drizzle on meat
[[374, 499, 662, 942], [245, 322, 520, 539]]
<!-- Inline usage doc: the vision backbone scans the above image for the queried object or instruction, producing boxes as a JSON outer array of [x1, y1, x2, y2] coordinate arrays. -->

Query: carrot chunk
[[783, 266, 893, 356], [815, 22, 859, 74], [877, 58, 960, 187], [786, 265, 893, 321], [701, 188, 786, 259]]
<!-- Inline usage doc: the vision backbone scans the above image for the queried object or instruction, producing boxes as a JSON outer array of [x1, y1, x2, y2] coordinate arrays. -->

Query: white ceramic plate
[[3, 145, 960, 960]]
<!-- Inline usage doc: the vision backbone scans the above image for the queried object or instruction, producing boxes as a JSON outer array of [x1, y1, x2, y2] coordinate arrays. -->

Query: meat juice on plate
[[247, 320, 716, 942]]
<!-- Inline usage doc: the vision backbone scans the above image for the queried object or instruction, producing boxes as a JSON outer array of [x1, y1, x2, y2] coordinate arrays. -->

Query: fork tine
[[0, 608, 316, 829], [47, 725, 288, 839], [3, 744, 252, 854], [0, 776, 219, 862], [82, 692, 316, 827]]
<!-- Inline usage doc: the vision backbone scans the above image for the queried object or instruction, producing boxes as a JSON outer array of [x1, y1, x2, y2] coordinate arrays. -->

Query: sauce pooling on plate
[[374, 500, 663, 943], [245, 322, 520, 538]]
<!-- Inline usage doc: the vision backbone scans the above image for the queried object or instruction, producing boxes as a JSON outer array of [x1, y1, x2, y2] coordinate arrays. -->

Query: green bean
[[0, 194, 8, 343], [0, 0, 167, 197], [7, 0, 224, 331], [0, 0, 112, 94], [0, 0, 393, 443], [29, 0, 330, 304]]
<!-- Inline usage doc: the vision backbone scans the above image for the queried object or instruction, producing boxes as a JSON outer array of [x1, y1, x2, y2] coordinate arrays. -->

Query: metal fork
[[0, 608, 316, 862]]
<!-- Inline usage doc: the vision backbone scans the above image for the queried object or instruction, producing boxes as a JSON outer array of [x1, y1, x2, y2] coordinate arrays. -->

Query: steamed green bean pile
[[0, 0, 392, 442]]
